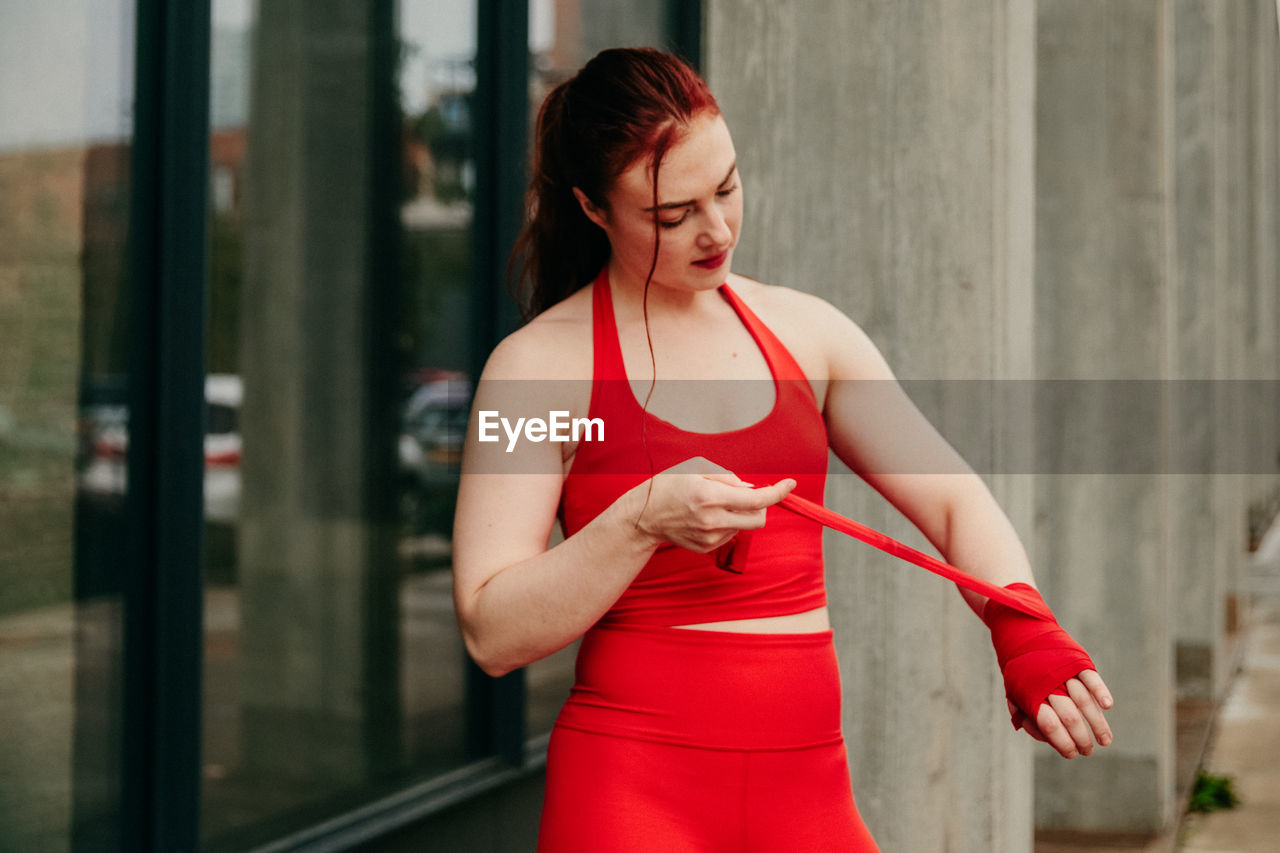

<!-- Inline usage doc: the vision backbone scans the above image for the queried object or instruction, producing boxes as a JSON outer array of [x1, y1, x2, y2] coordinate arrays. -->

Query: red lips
[[692, 250, 728, 270]]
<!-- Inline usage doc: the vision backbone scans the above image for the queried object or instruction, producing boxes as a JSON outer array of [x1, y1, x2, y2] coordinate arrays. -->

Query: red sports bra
[[559, 267, 830, 626]]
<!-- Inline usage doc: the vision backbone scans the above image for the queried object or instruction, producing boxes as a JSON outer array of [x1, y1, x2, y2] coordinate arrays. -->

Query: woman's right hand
[[625, 457, 796, 553]]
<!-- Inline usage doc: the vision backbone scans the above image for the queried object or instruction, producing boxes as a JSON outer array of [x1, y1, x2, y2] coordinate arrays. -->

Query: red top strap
[[565, 268, 831, 626], [591, 271, 629, 381], [717, 283, 814, 392]]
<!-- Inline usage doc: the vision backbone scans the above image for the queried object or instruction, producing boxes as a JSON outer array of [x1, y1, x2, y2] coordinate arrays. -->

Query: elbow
[[459, 619, 520, 678], [470, 643, 518, 679], [455, 588, 506, 677], [481, 662, 516, 678]]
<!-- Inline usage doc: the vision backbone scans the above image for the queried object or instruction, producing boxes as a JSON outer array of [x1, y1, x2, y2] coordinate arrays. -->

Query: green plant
[[1188, 770, 1241, 813]]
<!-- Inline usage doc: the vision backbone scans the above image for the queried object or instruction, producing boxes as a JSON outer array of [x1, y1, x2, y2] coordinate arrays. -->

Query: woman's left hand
[[1009, 669, 1114, 758]]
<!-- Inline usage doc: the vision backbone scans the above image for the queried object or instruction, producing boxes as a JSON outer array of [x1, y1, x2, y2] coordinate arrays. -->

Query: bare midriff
[[670, 605, 830, 634]]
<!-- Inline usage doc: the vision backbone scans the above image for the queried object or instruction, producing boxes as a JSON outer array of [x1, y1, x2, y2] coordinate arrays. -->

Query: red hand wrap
[[981, 583, 1096, 730], [773, 495, 1098, 731]]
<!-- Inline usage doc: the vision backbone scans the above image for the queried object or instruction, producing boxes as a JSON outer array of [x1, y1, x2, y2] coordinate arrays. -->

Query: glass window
[[530, 0, 667, 83], [0, 0, 136, 849], [201, 0, 478, 846], [201, 0, 690, 845]]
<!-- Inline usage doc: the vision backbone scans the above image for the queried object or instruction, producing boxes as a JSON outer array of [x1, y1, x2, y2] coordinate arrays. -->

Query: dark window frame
[[119, 0, 211, 851]]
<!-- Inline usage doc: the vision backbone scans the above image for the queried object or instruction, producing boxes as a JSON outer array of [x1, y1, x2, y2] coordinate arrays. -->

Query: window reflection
[[201, 0, 479, 844], [200, 0, 681, 844], [398, 0, 476, 778], [0, 1, 136, 849]]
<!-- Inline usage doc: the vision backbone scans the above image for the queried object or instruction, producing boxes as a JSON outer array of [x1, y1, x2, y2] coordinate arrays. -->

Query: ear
[[572, 187, 609, 230]]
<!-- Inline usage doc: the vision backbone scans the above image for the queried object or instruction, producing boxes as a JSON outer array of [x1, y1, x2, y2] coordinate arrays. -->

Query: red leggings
[[538, 624, 880, 852]]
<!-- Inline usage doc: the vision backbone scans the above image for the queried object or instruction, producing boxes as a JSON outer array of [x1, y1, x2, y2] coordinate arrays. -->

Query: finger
[[701, 471, 755, 488], [720, 478, 796, 512], [1020, 719, 1049, 744], [724, 507, 769, 531], [1067, 677, 1112, 747], [1009, 700, 1048, 743], [1077, 669, 1114, 710], [769, 477, 797, 496], [687, 527, 743, 554], [703, 505, 768, 531], [1048, 692, 1094, 757], [1036, 703, 1081, 759]]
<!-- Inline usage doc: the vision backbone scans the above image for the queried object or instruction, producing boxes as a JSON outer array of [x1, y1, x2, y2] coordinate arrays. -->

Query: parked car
[[203, 374, 242, 524], [76, 374, 243, 525], [75, 370, 473, 541], [399, 372, 471, 537]]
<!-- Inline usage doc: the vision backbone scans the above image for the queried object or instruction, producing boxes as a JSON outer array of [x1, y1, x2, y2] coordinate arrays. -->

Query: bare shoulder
[[727, 274, 848, 324], [724, 274, 891, 381], [481, 285, 594, 382]]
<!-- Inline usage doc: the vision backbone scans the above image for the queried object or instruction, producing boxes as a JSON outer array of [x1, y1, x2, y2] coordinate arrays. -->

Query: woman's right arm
[[452, 331, 793, 677], [453, 459, 654, 677]]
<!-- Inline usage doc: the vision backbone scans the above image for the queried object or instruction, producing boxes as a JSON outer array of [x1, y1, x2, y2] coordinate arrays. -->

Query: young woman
[[453, 47, 1113, 852]]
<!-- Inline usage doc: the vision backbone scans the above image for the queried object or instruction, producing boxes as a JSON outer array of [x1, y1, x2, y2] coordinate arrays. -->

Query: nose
[[699, 203, 733, 249]]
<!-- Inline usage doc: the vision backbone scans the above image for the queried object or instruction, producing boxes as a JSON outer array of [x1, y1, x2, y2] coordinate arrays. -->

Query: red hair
[[512, 48, 720, 318]]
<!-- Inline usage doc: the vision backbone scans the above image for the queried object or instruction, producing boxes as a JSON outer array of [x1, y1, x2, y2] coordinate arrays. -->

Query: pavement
[[1038, 518, 1280, 853], [1176, 553, 1280, 852]]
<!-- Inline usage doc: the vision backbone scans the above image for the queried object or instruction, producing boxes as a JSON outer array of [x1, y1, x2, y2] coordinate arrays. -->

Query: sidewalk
[[1037, 519, 1280, 853], [1176, 522, 1280, 852]]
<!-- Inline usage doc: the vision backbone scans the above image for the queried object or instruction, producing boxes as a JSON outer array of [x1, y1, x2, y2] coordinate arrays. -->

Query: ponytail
[[511, 81, 612, 319], [511, 48, 719, 320]]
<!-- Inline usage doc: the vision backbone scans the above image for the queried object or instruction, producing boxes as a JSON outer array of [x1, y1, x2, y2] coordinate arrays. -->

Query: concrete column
[[706, 3, 1035, 849], [1170, 1, 1229, 702], [237, 0, 401, 784], [1034, 0, 1176, 836], [1248, 0, 1280, 500], [1215, 0, 1251, 647]]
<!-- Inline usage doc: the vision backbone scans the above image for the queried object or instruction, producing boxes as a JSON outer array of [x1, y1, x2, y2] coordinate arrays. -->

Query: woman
[[453, 47, 1112, 851]]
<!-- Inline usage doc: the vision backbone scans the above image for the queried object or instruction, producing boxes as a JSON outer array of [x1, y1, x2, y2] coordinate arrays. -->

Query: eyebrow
[[643, 161, 738, 212]]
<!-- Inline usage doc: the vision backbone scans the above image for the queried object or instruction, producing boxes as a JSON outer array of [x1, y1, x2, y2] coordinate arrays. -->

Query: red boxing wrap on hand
[[981, 583, 1096, 730], [773, 494, 1098, 732]]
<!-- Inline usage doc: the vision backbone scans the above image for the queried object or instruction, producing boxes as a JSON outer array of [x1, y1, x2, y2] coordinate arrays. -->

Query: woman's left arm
[[808, 296, 1114, 759]]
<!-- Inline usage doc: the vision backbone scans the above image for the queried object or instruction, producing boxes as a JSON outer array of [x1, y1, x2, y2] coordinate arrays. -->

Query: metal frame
[[469, 0, 531, 378], [362, 0, 407, 781], [121, 0, 211, 850], [244, 737, 550, 853], [667, 0, 704, 69], [466, 0, 532, 771]]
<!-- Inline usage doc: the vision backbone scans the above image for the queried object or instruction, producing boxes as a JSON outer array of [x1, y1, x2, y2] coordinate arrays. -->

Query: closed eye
[[659, 184, 738, 229]]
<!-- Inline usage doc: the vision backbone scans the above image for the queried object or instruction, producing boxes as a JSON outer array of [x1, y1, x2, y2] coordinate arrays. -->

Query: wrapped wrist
[[983, 583, 1096, 729]]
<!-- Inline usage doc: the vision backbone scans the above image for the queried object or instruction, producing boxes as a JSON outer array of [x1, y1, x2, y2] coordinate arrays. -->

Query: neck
[[606, 260, 726, 321]]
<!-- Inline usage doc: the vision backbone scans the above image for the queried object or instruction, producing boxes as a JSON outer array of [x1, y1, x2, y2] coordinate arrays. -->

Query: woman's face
[[580, 111, 742, 295]]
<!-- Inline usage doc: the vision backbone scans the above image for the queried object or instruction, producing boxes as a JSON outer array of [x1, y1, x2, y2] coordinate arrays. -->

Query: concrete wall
[[1170, 0, 1227, 702], [1248, 0, 1280, 505], [1034, 0, 1176, 834], [1168, 0, 1280, 707], [707, 0, 1279, 846], [706, 2, 1036, 849], [1033, 0, 1280, 838]]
